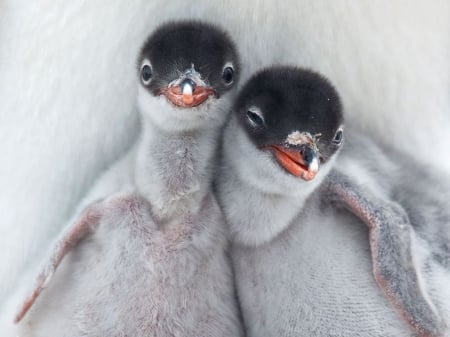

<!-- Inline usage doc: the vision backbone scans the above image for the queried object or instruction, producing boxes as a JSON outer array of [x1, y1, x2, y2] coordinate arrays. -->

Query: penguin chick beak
[[160, 78, 216, 108], [265, 143, 320, 181], [182, 80, 195, 105]]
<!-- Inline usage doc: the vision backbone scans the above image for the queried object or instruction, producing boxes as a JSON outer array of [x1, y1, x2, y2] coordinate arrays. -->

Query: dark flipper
[[323, 170, 446, 337], [14, 203, 103, 323]]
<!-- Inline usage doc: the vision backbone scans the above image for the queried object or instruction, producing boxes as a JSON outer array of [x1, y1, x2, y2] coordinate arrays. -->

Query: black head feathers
[[234, 66, 343, 163], [138, 20, 240, 98]]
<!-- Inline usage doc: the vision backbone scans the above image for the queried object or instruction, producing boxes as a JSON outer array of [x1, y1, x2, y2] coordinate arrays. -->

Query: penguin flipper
[[324, 170, 445, 337], [14, 201, 103, 324]]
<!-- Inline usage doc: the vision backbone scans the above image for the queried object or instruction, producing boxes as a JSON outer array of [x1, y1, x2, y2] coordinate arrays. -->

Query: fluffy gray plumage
[[2, 4, 450, 330], [12, 21, 243, 337], [217, 68, 450, 337]]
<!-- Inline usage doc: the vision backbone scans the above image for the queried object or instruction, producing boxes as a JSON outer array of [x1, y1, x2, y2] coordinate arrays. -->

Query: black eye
[[332, 129, 343, 145], [222, 66, 234, 85], [141, 63, 152, 85], [246, 109, 265, 128]]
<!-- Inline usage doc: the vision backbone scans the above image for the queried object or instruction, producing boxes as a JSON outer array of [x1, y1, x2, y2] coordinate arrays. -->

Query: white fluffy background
[[0, 0, 449, 323]]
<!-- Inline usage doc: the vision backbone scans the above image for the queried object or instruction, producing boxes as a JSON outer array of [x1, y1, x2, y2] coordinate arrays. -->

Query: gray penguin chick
[[14, 21, 243, 337], [216, 66, 449, 337]]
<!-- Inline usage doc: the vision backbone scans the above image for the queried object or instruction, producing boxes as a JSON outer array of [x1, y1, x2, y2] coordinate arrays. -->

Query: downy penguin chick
[[14, 21, 243, 337], [217, 66, 447, 337]]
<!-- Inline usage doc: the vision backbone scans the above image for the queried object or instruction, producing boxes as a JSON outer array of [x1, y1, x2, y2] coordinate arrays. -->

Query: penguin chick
[[219, 66, 344, 246], [14, 20, 243, 337], [216, 66, 447, 337]]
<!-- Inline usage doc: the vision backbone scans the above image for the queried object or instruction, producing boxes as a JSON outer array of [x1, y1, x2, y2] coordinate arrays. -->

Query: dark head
[[233, 66, 343, 182], [137, 21, 240, 131]]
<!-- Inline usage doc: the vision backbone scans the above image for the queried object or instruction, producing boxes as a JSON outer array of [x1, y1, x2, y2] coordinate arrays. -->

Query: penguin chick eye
[[222, 64, 234, 85], [332, 128, 343, 145], [246, 107, 265, 128], [140, 60, 152, 85]]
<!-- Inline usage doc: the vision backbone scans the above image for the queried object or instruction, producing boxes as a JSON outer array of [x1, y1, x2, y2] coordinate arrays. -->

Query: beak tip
[[308, 157, 319, 173], [182, 82, 195, 104]]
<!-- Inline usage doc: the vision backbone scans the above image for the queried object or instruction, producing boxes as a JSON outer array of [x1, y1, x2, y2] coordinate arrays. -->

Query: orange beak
[[160, 84, 216, 108], [265, 144, 319, 181]]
